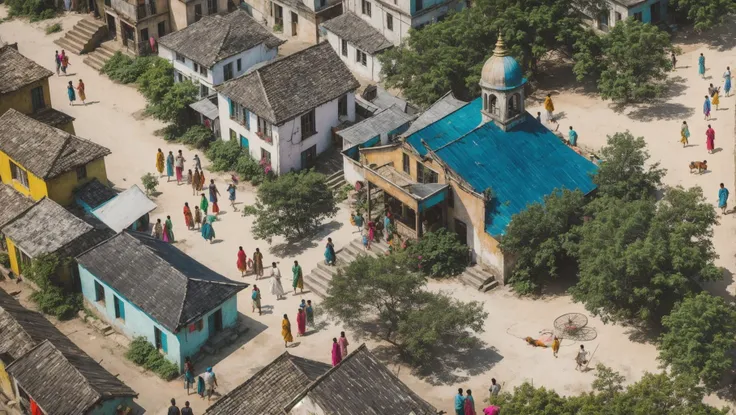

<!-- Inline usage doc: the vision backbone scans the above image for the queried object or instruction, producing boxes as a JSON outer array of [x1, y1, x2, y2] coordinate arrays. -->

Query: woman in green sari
[[292, 260, 303, 295]]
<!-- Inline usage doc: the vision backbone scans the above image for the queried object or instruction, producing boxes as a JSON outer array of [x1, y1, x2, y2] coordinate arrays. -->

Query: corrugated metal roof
[[405, 98, 481, 156], [190, 96, 220, 120], [91, 185, 157, 233], [403, 92, 467, 138], [339, 105, 414, 147], [433, 100, 597, 236]]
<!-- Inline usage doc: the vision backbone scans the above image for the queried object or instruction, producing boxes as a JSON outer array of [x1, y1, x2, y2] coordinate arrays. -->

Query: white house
[[217, 42, 360, 174], [158, 9, 284, 99], [321, 12, 393, 82]]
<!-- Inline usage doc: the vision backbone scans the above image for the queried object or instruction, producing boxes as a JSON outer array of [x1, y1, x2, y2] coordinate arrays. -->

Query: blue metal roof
[[431, 98, 598, 236], [405, 99, 482, 156]]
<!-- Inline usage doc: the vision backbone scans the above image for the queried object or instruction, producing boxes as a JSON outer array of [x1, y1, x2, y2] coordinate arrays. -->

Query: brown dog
[[689, 160, 707, 174]]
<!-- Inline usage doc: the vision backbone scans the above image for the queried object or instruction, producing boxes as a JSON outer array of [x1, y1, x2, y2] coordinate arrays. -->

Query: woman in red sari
[[236, 247, 247, 277], [296, 308, 307, 336], [183, 203, 194, 230], [331, 337, 342, 366]]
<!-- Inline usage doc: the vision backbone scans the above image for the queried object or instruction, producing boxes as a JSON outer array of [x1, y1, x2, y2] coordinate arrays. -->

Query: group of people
[[246, 261, 303, 316], [236, 246, 265, 278], [454, 379, 502, 415], [279, 298, 316, 346], [57, 50, 89, 107]]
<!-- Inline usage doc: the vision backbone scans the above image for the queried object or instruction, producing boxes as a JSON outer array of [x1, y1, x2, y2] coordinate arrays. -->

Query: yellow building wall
[[46, 157, 108, 206], [0, 360, 14, 400], [0, 152, 49, 200], [6, 239, 21, 276], [0, 79, 51, 117]]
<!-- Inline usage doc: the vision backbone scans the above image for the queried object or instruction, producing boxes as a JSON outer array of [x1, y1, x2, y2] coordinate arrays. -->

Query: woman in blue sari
[[166, 151, 175, 182], [201, 215, 216, 243], [324, 237, 336, 266], [724, 66, 732, 97], [698, 53, 706, 78]]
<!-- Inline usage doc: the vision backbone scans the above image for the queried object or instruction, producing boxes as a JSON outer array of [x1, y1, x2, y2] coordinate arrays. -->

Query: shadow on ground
[[702, 266, 736, 303], [674, 17, 736, 53], [532, 56, 599, 98], [269, 220, 343, 257]]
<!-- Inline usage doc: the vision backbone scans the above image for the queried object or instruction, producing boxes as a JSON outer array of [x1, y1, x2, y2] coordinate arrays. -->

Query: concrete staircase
[[326, 170, 347, 192], [458, 265, 499, 292], [303, 238, 389, 298], [84, 41, 132, 71], [54, 17, 107, 55]]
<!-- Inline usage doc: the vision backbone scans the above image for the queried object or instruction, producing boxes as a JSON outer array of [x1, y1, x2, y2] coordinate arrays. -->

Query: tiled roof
[[204, 352, 331, 415], [159, 10, 283, 68], [0, 109, 111, 180], [74, 178, 118, 210], [284, 344, 438, 415], [76, 231, 248, 332], [0, 184, 33, 228], [7, 340, 137, 415], [321, 12, 393, 54], [0, 44, 53, 95], [218, 42, 359, 124], [28, 107, 76, 129], [339, 105, 414, 146]]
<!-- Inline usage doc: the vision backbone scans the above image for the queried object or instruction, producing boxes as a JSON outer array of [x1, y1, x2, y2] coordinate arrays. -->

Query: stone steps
[[84, 42, 132, 71], [326, 170, 346, 191], [54, 17, 106, 55], [458, 265, 499, 292]]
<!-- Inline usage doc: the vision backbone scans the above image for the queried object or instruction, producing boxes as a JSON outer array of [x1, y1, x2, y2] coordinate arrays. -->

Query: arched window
[[507, 93, 521, 117], [483, 93, 488, 111], [489, 95, 498, 115]]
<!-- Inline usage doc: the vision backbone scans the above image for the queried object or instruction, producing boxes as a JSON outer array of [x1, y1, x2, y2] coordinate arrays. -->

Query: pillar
[[416, 209, 423, 238], [366, 180, 371, 220]]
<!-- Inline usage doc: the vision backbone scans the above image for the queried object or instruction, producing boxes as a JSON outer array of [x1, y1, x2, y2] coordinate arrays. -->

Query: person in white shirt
[[269, 262, 285, 300]]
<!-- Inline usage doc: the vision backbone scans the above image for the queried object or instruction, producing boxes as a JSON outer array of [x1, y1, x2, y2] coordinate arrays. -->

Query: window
[[223, 62, 233, 81], [356, 49, 367, 66], [158, 21, 166, 37], [94, 280, 105, 304], [257, 116, 272, 138], [30, 86, 45, 112], [301, 145, 317, 169], [207, 0, 217, 14], [154, 326, 167, 352], [200, 83, 209, 98], [140, 28, 149, 43], [114, 296, 125, 321], [415, 0, 423, 10], [236, 58, 242, 72], [301, 109, 316, 138], [341, 39, 348, 57], [386, 13, 393, 30], [633, 11, 642, 21], [199, 66, 208, 76], [319, 0, 325, 7], [402, 153, 410, 174], [177, 72, 184, 83], [242, 108, 250, 130], [188, 319, 204, 332], [230, 128, 237, 141], [76, 165, 87, 180], [416, 161, 438, 183], [10, 162, 29, 188], [338, 95, 348, 117], [176, 53, 185, 63], [361, 0, 371, 16], [194, 3, 202, 21], [615, 11, 622, 21], [507, 93, 521, 117], [261, 148, 271, 165], [193, 62, 199, 72]]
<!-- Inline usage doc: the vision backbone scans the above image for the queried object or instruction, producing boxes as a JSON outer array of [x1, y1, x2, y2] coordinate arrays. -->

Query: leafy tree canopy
[[569, 186, 720, 324], [593, 131, 666, 201], [669, 0, 736, 32], [574, 19, 676, 103], [243, 170, 337, 241], [137, 59, 174, 104], [659, 293, 736, 392], [145, 80, 197, 124], [500, 188, 586, 294], [406, 229, 468, 277]]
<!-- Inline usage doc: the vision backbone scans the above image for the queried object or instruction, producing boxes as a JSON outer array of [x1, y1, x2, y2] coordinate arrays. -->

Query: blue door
[[240, 135, 249, 151], [114, 296, 125, 321], [208, 313, 216, 337]]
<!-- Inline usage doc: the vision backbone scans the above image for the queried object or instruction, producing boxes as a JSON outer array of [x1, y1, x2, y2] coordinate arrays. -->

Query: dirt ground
[[1, 9, 735, 414]]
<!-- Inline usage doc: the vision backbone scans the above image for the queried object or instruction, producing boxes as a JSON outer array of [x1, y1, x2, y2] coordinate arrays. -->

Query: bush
[[0, 252, 10, 268], [161, 124, 187, 142], [206, 139, 243, 172], [335, 184, 352, 202], [406, 229, 468, 277], [137, 59, 174, 104], [100, 52, 134, 79], [45, 22, 61, 34], [235, 154, 264, 182], [141, 172, 159, 196], [7, 0, 55, 20], [126, 337, 179, 380], [180, 125, 214, 149], [145, 81, 197, 124], [24, 254, 81, 320]]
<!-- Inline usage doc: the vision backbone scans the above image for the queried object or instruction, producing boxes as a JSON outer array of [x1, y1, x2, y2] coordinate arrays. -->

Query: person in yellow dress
[[543, 93, 555, 123], [552, 336, 561, 358], [712, 89, 720, 111], [156, 148, 165, 176], [282, 314, 294, 347]]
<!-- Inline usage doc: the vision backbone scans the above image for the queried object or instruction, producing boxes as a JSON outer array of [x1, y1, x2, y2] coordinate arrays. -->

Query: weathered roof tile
[[0, 44, 53, 95], [321, 12, 393, 54]]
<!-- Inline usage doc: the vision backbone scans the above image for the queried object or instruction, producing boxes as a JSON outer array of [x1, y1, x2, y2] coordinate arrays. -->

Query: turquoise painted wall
[[176, 296, 239, 362], [90, 397, 136, 415], [627, 0, 667, 23]]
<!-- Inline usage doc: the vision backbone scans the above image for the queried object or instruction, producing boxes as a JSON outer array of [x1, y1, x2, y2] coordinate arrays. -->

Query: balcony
[[107, 0, 167, 21]]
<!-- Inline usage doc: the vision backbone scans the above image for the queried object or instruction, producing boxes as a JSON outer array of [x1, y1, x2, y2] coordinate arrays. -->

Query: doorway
[[194, 4, 202, 21], [154, 326, 167, 352], [301, 145, 316, 170], [291, 11, 298, 36], [454, 219, 468, 246], [650, 1, 660, 23], [140, 28, 149, 44], [157, 21, 166, 37], [106, 13, 117, 39], [208, 309, 223, 337]]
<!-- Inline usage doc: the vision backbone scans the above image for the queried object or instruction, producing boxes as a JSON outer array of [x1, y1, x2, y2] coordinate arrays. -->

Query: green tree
[[25, 254, 82, 320], [669, 0, 736, 31], [7, 0, 55, 20], [324, 254, 487, 364], [593, 131, 666, 201], [141, 172, 159, 196], [490, 382, 572, 415], [500, 189, 586, 294], [659, 293, 736, 392], [137, 59, 174, 104], [569, 186, 720, 324], [406, 229, 468, 277], [574, 19, 676, 103], [243, 170, 337, 240], [145, 80, 197, 124]]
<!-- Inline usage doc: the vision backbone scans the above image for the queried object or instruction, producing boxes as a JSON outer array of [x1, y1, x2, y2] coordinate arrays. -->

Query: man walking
[[719, 183, 729, 215], [575, 345, 588, 371], [181, 401, 193, 415], [489, 378, 500, 398], [203, 367, 218, 401], [167, 398, 180, 415]]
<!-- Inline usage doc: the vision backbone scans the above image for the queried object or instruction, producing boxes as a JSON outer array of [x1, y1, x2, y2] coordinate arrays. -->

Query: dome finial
[[493, 34, 507, 58]]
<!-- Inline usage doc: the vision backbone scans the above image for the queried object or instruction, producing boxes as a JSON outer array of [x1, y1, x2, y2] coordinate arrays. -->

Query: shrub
[[7, 0, 55, 20], [0, 252, 10, 268], [118, 56, 156, 84], [335, 184, 352, 202], [145, 81, 197, 124], [137, 59, 174, 104], [406, 229, 468, 277], [45, 22, 61, 34], [24, 255, 81, 320], [180, 125, 214, 149], [206, 139, 243, 172], [100, 52, 134, 79], [141, 173, 159, 196], [161, 124, 186, 142], [235, 154, 264, 182], [126, 337, 179, 380], [273, 23, 283, 32]]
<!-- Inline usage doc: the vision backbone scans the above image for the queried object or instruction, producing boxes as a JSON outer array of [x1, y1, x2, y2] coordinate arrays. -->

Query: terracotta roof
[[0, 44, 53, 95], [0, 109, 111, 180], [218, 42, 359, 124], [0, 184, 33, 228], [204, 352, 331, 415], [159, 10, 283, 68], [284, 344, 438, 415], [76, 231, 248, 331], [321, 12, 393, 54]]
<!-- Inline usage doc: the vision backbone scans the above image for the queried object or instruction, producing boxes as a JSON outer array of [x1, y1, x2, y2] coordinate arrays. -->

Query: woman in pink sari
[[463, 389, 476, 415], [331, 337, 342, 366], [706, 124, 716, 154], [296, 308, 306, 336]]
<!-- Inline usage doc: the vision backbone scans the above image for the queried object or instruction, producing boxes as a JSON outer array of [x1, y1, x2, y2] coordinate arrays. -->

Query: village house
[[245, 0, 342, 44], [343, 36, 597, 282], [168, 0, 232, 34], [0, 109, 111, 207], [87, 185, 157, 233], [0, 44, 75, 134], [102, 0, 171, 55], [159, 9, 283, 99], [76, 231, 249, 370], [217, 42, 359, 174], [1, 198, 114, 288], [73, 178, 120, 212], [321, 12, 393, 82], [205, 344, 437, 414], [584, 0, 667, 30], [0, 289, 138, 415]]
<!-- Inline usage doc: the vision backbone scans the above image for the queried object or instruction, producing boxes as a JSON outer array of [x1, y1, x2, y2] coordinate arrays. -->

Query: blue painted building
[[76, 231, 248, 370], [349, 36, 597, 281], [595, 0, 668, 30]]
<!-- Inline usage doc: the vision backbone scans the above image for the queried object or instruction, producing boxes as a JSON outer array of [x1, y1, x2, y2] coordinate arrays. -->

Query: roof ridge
[[0, 196, 46, 230], [175, 278, 190, 328], [43, 129, 73, 179], [255, 71, 274, 120], [187, 277, 248, 287]]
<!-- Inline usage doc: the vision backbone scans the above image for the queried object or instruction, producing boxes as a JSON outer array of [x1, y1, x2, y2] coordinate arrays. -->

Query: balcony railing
[[108, 0, 166, 20]]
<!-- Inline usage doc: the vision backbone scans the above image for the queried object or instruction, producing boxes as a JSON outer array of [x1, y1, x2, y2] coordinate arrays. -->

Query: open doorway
[[291, 11, 298, 36], [106, 13, 117, 39]]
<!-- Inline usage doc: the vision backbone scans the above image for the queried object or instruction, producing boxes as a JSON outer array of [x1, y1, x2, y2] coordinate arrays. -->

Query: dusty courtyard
[[1, 9, 735, 414]]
